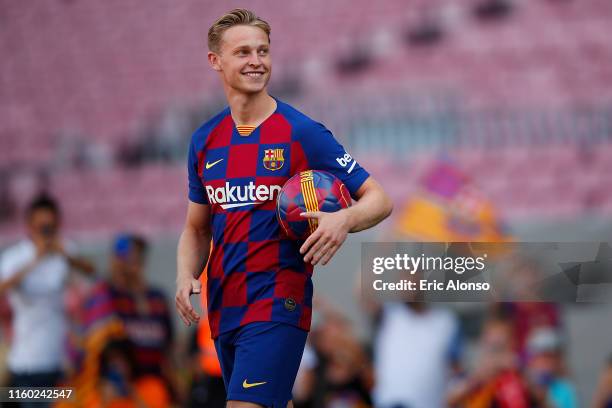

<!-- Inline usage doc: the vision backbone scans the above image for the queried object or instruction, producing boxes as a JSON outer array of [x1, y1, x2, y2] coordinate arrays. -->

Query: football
[[276, 170, 351, 240]]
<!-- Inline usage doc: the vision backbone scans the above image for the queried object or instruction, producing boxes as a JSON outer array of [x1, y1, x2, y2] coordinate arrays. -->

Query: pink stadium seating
[[1, 1, 611, 243]]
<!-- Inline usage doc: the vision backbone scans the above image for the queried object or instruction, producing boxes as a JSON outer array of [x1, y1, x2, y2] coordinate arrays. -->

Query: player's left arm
[[300, 176, 392, 265]]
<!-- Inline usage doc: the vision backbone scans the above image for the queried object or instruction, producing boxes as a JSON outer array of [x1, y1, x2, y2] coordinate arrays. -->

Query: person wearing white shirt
[[0, 193, 94, 407], [371, 302, 463, 408]]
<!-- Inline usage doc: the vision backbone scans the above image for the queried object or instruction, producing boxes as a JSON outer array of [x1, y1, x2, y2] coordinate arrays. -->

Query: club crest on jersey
[[263, 148, 285, 171]]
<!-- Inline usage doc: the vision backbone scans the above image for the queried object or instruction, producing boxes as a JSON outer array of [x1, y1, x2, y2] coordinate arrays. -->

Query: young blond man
[[176, 9, 392, 408]]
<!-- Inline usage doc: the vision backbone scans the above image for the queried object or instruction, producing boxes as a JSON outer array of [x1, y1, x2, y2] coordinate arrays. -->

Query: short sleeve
[[0, 252, 10, 281], [299, 121, 369, 199], [188, 139, 209, 204], [0, 247, 22, 281]]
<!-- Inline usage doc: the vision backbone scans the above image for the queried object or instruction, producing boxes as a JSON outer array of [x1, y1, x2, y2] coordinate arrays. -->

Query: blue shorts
[[214, 322, 308, 407]]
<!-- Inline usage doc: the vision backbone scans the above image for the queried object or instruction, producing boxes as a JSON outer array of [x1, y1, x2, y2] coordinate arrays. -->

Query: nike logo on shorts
[[242, 379, 267, 389]]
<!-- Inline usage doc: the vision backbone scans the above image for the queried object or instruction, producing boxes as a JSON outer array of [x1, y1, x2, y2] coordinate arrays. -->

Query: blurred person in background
[[0, 193, 94, 407], [524, 328, 577, 408], [494, 257, 562, 360], [86, 338, 170, 408], [592, 355, 612, 408], [495, 300, 561, 361], [448, 316, 531, 408], [0, 294, 12, 385], [367, 301, 462, 408], [293, 299, 373, 408], [73, 234, 176, 406], [358, 267, 462, 408]]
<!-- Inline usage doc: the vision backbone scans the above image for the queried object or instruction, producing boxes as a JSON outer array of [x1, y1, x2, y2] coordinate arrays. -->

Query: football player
[[175, 9, 392, 408]]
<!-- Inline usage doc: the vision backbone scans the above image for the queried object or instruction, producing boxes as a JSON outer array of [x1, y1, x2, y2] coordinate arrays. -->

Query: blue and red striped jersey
[[187, 98, 369, 338], [81, 280, 174, 377]]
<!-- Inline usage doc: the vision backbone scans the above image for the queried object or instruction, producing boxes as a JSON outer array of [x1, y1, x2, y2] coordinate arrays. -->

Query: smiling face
[[208, 24, 271, 95]]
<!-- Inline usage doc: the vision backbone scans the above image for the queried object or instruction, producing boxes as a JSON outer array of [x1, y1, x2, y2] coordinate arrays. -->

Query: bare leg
[[226, 401, 265, 408], [225, 399, 294, 408]]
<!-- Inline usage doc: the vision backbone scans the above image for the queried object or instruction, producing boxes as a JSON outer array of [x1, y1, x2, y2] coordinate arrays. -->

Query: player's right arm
[[175, 201, 211, 326]]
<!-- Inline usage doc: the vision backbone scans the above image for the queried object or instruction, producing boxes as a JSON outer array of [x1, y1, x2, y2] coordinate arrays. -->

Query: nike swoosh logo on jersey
[[243, 380, 267, 389], [205, 158, 224, 169]]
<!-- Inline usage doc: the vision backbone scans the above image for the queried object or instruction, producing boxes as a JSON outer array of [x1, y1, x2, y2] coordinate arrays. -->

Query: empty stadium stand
[[1, 0, 611, 243]]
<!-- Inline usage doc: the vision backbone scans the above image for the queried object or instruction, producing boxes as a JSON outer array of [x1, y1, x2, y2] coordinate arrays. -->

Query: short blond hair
[[208, 9, 271, 53]]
